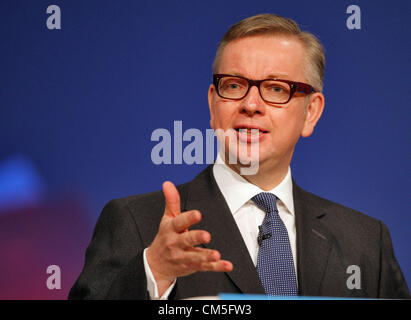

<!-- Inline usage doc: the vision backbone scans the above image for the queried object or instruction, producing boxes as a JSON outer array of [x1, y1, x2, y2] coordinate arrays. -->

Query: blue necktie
[[252, 192, 298, 296]]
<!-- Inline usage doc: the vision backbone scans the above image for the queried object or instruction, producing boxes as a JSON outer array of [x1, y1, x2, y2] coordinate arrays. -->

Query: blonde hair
[[213, 13, 325, 92]]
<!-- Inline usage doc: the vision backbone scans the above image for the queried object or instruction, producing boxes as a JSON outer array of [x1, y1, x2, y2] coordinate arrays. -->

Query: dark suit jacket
[[68, 165, 410, 299]]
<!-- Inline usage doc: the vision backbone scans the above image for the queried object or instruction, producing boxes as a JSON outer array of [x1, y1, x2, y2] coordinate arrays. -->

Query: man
[[69, 13, 410, 299]]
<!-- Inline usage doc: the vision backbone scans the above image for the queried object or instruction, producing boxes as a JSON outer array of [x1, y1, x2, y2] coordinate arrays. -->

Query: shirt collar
[[212, 153, 294, 216]]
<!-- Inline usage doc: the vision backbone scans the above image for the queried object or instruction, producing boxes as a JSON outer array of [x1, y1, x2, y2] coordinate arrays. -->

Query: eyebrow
[[266, 73, 290, 79], [229, 72, 290, 79]]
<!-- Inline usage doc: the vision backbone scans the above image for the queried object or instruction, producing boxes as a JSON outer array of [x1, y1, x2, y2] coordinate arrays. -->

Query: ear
[[301, 92, 325, 138], [208, 84, 216, 129]]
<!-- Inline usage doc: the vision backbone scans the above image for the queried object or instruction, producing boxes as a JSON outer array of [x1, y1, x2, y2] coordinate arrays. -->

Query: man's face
[[208, 35, 324, 173]]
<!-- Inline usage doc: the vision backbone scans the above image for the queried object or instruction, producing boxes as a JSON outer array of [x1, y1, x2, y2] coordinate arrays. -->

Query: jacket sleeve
[[68, 199, 149, 300], [378, 221, 410, 299]]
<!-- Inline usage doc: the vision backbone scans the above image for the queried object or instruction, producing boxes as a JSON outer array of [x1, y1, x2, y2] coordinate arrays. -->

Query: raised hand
[[146, 181, 233, 296]]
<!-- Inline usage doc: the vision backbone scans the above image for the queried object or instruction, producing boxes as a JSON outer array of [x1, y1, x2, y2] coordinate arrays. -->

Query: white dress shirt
[[143, 153, 297, 299], [212, 154, 297, 271]]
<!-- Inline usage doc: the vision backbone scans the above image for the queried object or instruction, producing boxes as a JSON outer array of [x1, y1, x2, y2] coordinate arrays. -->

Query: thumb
[[162, 181, 181, 218]]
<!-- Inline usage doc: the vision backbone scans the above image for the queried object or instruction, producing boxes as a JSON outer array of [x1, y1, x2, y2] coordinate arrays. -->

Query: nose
[[239, 85, 266, 116]]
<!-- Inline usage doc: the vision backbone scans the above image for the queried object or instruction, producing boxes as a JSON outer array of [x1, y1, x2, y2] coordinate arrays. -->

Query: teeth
[[238, 128, 261, 135]]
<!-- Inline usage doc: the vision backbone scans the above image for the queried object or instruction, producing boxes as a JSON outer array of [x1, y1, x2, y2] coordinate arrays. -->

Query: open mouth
[[233, 126, 268, 143], [234, 127, 268, 135]]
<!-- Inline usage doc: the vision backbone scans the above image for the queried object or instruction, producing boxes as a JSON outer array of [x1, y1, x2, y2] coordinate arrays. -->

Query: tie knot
[[252, 192, 278, 214]]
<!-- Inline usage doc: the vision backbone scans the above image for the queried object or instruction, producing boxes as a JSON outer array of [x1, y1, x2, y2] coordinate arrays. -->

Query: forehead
[[218, 35, 306, 81]]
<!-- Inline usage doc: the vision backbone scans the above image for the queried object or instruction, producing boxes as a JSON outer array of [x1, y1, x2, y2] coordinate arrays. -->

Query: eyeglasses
[[213, 74, 317, 105]]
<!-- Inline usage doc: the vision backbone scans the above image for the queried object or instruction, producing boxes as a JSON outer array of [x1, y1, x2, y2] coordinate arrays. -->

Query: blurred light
[[0, 154, 45, 213]]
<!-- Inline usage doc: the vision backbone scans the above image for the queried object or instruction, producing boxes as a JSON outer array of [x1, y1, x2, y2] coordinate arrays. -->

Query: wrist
[[146, 247, 175, 284]]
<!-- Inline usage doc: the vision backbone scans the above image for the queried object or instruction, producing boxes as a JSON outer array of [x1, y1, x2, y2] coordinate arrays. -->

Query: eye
[[217, 76, 248, 99], [270, 86, 284, 93], [220, 79, 246, 91], [263, 81, 290, 95]]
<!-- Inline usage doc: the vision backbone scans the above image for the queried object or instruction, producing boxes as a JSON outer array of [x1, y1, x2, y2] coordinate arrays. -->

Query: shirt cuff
[[143, 248, 177, 300]]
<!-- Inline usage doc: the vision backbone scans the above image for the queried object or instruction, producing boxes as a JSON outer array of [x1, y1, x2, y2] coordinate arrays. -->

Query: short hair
[[213, 13, 325, 92]]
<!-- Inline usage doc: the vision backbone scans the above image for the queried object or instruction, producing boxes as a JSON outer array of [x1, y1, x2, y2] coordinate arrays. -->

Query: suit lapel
[[293, 182, 333, 296], [140, 165, 334, 296], [184, 168, 335, 296], [184, 166, 265, 295]]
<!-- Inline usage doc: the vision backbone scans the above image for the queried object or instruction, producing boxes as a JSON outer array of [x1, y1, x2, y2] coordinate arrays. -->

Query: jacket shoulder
[[295, 184, 383, 241], [110, 180, 189, 209], [298, 185, 380, 223]]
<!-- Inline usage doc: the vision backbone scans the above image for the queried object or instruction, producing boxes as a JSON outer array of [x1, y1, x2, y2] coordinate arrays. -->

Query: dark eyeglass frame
[[213, 74, 317, 105]]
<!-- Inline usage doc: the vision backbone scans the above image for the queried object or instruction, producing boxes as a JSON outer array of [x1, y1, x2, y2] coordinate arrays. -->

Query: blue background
[[0, 0, 410, 298]]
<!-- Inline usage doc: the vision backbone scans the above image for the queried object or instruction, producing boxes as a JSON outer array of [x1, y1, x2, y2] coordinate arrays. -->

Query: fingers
[[180, 248, 233, 272], [163, 181, 181, 218], [200, 260, 234, 273], [181, 248, 233, 272], [185, 247, 221, 263], [178, 229, 211, 248], [154, 180, 234, 279], [172, 210, 202, 233], [162, 181, 202, 232]]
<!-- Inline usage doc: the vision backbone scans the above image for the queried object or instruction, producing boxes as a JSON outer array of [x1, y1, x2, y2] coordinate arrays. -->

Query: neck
[[226, 160, 290, 191]]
